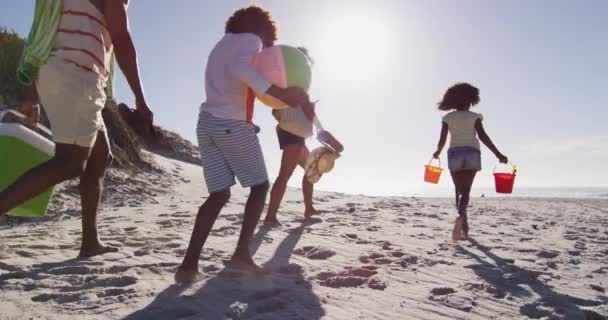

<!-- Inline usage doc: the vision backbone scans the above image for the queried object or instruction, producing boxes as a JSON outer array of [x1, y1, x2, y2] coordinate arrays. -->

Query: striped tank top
[[50, 0, 112, 81]]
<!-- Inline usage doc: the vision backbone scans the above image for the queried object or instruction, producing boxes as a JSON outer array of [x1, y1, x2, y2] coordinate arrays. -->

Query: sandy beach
[[0, 153, 606, 320]]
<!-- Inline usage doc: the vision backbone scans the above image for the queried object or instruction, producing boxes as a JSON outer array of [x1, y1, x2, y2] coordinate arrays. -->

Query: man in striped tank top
[[0, 0, 152, 257]]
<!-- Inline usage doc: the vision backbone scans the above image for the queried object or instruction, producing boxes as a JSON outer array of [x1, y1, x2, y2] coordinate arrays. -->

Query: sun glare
[[313, 12, 392, 88]]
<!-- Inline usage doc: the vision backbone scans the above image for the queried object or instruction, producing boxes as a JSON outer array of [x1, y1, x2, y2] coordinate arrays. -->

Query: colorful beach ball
[[253, 45, 312, 109]]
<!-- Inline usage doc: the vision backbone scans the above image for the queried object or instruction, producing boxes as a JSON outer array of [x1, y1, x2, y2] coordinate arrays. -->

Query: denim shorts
[[447, 146, 481, 172], [277, 126, 305, 149]]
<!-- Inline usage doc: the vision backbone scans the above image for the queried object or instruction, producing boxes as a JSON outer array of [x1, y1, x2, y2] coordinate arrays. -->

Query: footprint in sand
[[316, 265, 386, 290], [294, 246, 336, 260], [536, 250, 560, 259], [210, 226, 238, 237]]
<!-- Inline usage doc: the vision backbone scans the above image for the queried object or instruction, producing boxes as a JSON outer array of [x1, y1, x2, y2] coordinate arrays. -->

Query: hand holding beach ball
[[253, 45, 313, 109]]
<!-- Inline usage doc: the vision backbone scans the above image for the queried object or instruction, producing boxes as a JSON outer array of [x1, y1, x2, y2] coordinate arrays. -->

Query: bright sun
[[313, 13, 392, 88]]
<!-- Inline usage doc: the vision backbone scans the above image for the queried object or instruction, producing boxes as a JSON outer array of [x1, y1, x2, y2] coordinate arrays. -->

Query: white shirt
[[443, 110, 484, 150], [274, 103, 315, 138], [200, 33, 272, 121]]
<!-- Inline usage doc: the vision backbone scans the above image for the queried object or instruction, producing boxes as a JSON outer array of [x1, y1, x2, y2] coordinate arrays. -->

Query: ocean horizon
[[317, 186, 608, 199]]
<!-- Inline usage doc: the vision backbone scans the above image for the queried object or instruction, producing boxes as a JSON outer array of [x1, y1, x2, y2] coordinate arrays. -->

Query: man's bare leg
[[79, 131, 118, 257], [0, 144, 89, 215], [230, 182, 269, 270], [175, 190, 230, 283]]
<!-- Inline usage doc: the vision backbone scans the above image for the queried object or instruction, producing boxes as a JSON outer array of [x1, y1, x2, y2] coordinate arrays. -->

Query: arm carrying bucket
[[424, 158, 443, 184]]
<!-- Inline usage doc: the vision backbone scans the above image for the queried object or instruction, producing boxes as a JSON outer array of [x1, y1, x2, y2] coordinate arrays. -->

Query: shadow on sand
[[124, 223, 324, 320], [457, 238, 605, 320]]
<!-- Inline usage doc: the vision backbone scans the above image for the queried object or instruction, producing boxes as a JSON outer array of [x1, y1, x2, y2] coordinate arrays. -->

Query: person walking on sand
[[432, 83, 508, 240], [263, 48, 344, 226], [0, 0, 153, 257], [175, 5, 311, 283]]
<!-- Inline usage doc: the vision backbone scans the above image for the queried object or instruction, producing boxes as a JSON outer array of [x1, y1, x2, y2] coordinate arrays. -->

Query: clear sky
[[2, 0, 607, 195]]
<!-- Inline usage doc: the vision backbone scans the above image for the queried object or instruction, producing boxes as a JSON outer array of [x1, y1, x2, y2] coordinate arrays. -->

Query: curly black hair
[[225, 6, 277, 47], [438, 83, 480, 111]]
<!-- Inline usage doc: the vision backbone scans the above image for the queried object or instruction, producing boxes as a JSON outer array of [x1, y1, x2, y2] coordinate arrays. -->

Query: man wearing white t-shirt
[[175, 6, 311, 283]]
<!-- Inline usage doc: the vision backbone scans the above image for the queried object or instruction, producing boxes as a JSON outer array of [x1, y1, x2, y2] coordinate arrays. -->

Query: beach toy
[[424, 158, 443, 184], [305, 147, 340, 184], [494, 163, 516, 194], [0, 109, 55, 217], [253, 45, 312, 109]]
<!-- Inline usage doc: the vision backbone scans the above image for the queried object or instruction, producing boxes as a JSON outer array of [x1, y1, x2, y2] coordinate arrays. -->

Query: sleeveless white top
[[50, 0, 112, 81], [274, 105, 314, 138], [443, 110, 484, 150]]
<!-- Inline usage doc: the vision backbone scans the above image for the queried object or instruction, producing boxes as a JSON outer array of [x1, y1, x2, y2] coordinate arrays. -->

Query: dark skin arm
[[475, 119, 508, 163], [103, 0, 153, 127], [433, 122, 449, 159], [19, 84, 40, 127]]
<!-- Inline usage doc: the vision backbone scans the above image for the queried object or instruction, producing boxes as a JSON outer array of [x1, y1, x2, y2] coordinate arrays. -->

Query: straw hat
[[305, 146, 339, 184]]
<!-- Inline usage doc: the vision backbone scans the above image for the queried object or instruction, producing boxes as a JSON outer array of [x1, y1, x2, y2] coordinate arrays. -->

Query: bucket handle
[[0, 107, 53, 137], [493, 163, 516, 175], [427, 157, 441, 168]]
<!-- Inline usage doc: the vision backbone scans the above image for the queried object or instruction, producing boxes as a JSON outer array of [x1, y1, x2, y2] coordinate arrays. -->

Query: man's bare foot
[[304, 208, 321, 218], [227, 255, 267, 274], [78, 243, 118, 258], [263, 217, 282, 227], [452, 216, 464, 241], [174, 265, 203, 284]]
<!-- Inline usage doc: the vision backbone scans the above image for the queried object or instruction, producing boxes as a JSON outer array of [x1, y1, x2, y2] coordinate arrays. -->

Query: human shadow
[[0, 257, 98, 283], [457, 238, 604, 319], [124, 223, 324, 320]]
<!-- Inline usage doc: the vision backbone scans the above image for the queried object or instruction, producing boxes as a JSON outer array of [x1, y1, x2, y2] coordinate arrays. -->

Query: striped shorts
[[197, 111, 269, 193]]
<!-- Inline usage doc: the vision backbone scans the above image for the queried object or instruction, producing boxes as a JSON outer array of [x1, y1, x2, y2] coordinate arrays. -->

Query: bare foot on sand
[[174, 265, 204, 284], [263, 217, 282, 227], [227, 256, 268, 274], [78, 243, 118, 258], [304, 208, 322, 218], [452, 216, 464, 241], [462, 219, 469, 239]]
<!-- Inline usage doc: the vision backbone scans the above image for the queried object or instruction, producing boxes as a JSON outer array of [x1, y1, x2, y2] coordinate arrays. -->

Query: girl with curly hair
[[432, 83, 508, 240]]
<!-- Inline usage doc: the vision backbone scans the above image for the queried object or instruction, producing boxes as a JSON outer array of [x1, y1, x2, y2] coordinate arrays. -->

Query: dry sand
[[0, 154, 607, 320]]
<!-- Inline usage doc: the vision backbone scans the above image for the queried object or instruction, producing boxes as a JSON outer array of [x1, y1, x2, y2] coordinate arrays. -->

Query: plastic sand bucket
[[494, 163, 516, 194], [0, 109, 55, 217], [424, 158, 443, 184]]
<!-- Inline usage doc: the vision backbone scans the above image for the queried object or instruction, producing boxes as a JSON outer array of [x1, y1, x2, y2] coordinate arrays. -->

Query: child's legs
[[298, 147, 316, 212], [266, 145, 302, 221], [457, 170, 476, 214]]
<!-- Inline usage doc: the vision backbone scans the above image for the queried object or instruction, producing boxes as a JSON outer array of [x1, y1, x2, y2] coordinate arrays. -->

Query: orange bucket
[[494, 164, 516, 194], [424, 158, 443, 184]]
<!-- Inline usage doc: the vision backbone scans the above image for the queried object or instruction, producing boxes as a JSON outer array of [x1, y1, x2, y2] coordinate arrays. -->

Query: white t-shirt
[[442, 110, 483, 150], [274, 105, 314, 138], [200, 33, 272, 121]]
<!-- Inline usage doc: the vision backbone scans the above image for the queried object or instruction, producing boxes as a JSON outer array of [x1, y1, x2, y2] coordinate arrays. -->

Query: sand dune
[[0, 154, 607, 320]]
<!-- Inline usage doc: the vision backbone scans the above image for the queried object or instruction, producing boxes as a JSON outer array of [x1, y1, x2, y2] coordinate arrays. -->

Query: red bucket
[[493, 164, 516, 194]]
